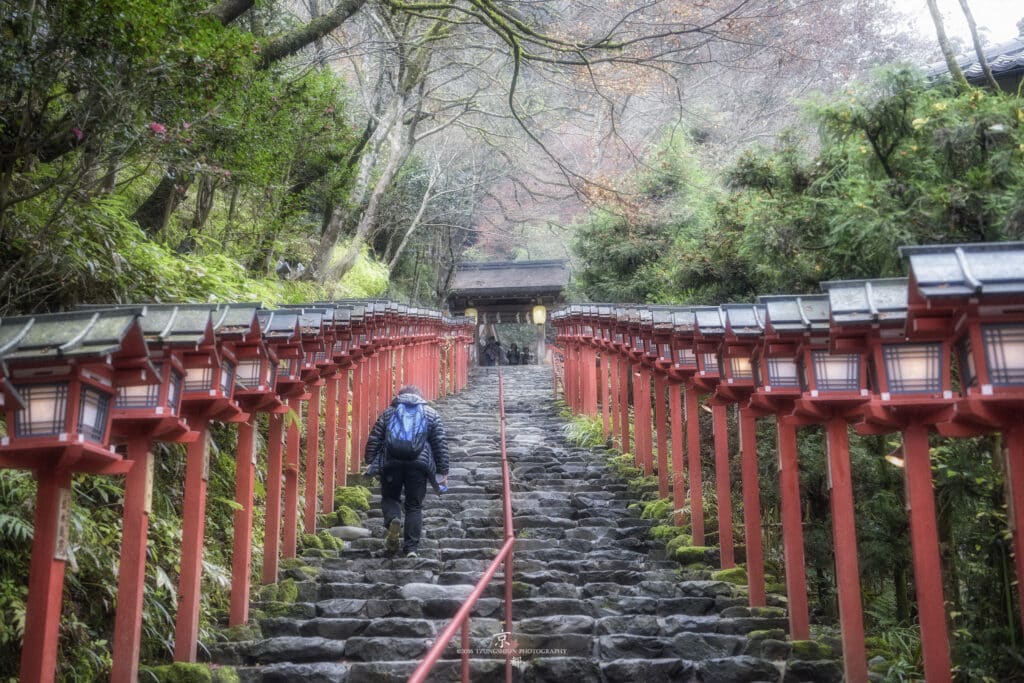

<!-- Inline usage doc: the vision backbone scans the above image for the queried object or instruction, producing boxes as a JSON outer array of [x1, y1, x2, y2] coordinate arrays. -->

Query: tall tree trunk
[[325, 124, 412, 281], [226, 184, 239, 229], [957, 0, 1000, 90], [132, 171, 191, 237], [387, 170, 436, 272], [926, 0, 970, 91], [258, 0, 366, 69], [307, 96, 400, 278], [178, 174, 218, 253]]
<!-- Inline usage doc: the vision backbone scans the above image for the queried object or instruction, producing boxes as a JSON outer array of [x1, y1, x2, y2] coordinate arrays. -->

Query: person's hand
[[440, 475, 449, 486]]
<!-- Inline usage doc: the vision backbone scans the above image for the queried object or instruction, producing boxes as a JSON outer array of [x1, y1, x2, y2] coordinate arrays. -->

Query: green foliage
[[711, 567, 748, 585], [139, 663, 214, 683], [317, 531, 345, 552], [138, 663, 240, 683], [790, 640, 834, 660], [572, 130, 717, 302], [300, 533, 324, 550], [335, 506, 362, 528], [562, 415, 606, 448], [673, 546, 712, 564], [649, 524, 681, 540], [334, 485, 372, 512], [665, 534, 694, 556], [640, 497, 672, 521], [329, 245, 390, 299], [748, 629, 787, 641]]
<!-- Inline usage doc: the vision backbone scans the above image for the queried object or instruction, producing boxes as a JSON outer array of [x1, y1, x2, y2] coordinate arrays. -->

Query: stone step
[[210, 368, 827, 681], [234, 658, 522, 683]]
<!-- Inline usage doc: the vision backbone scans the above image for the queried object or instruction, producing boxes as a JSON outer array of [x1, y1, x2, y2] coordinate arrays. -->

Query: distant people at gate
[[520, 347, 531, 365], [507, 343, 521, 365], [482, 336, 506, 366]]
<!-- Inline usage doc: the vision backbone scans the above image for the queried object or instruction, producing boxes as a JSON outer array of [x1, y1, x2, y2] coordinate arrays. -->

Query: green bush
[[640, 498, 672, 521], [139, 663, 213, 683], [317, 530, 345, 551], [711, 567, 748, 585], [790, 640, 833, 660], [673, 546, 712, 564], [334, 485, 372, 512], [665, 534, 694, 555], [335, 505, 362, 527], [649, 524, 680, 540], [300, 533, 324, 550]]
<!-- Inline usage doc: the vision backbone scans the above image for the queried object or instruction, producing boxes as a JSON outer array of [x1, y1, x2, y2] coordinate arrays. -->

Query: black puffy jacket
[[364, 393, 450, 476]]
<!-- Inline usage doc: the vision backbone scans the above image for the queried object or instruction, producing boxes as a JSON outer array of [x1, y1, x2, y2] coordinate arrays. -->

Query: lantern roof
[[672, 309, 697, 332], [722, 304, 767, 336], [759, 294, 830, 333], [282, 303, 339, 320], [693, 306, 727, 336], [0, 309, 146, 362], [822, 278, 908, 326], [899, 242, 1024, 299], [211, 304, 261, 340], [296, 310, 326, 336], [77, 304, 215, 347], [256, 310, 301, 343]]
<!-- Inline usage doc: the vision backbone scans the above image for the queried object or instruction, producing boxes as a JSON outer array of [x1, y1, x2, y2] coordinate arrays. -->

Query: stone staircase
[[210, 366, 836, 682]]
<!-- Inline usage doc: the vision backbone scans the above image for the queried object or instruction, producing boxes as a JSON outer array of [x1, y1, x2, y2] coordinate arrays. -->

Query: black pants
[[380, 465, 429, 553]]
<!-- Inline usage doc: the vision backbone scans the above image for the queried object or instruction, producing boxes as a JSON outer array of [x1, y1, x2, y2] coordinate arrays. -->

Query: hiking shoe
[[384, 519, 401, 557], [405, 551, 418, 558]]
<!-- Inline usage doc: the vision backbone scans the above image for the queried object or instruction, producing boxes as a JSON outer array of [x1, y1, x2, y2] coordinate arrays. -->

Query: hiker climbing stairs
[[209, 366, 843, 682]]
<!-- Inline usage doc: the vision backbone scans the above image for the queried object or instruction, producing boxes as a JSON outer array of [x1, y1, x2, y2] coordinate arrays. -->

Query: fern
[[0, 515, 31, 544]]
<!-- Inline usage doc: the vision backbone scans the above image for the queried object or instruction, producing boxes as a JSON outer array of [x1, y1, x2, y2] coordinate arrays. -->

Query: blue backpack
[[385, 403, 429, 461]]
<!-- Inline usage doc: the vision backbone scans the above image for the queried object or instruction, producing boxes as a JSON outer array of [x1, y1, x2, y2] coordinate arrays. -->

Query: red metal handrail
[[409, 370, 515, 683]]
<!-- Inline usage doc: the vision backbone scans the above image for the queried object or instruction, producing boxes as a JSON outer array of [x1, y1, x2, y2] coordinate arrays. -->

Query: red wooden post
[[654, 373, 669, 498], [339, 370, 352, 481], [639, 367, 655, 476], [609, 352, 620, 444], [586, 348, 599, 416], [563, 342, 574, 408], [350, 361, 363, 473], [618, 356, 631, 454], [304, 382, 322, 534], [712, 403, 734, 568], [581, 346, 590, 414], [229, 417, 257, 626], [685, 386, 704, 546], [739, 407, 765, 606], [668, 381, 687, 527], [777, 419, 810, 640], [323, 377, 338, 515], [111, 441, 152, 683], [571, 344, 581, 412], [394, 346, 403, 397], [375, 351, 386, 409], [601, 352, 612, 437], [630, 363, 643, 469], [1007, 424, 1024, 634], [360, 356, 372, 451], [825, 417, 868, 683], [20, 468, 72, 683], [283, 398, 301, 559], [903, 423, 952, 682], [262, 413, 285, 584], [174, 421, 211, 662]]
